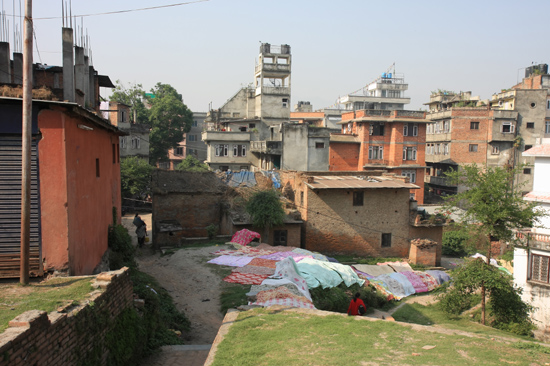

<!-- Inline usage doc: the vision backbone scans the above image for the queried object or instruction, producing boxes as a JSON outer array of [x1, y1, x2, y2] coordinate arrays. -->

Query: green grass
[[211, 308, 550, 366], [0, 277, 94, 332]]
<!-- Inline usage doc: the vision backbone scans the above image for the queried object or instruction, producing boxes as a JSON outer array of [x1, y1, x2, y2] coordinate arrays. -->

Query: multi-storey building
[[202, 43, 330, 172], [328, 71, 429, 203], [162, 111, 208, 169]]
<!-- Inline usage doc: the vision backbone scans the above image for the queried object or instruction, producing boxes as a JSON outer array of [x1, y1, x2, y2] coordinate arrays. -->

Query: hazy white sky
[[16, 1, 550, 112]]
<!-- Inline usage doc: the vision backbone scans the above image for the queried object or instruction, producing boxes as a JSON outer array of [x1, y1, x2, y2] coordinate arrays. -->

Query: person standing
[[136, 220, 147, 248], [347, 292, 366, 316]]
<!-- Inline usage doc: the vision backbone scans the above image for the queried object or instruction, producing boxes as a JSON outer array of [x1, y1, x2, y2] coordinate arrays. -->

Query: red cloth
[[230, 229, 261, 246], [347, 298, 366, 316]]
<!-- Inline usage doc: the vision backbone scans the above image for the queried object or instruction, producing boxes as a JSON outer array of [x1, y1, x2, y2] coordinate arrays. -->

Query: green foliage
[[444, 164, 542, 251], [442, 230, 470, 256], [108, 224, 135, 270], [175, 155, 209, 172], [245, 190, 285, 229], [120, 156, 154, 199], [438, 258, 534, 335], [147, 83, 193, 164], [220, 285, 251, 314], [499, 249, 514, 262], [105, 308, 147, 365], [512, 342, 550, 354], [310, 283, 389, 313], [110, 81, 150, 124], [206, 224, 219, 239]]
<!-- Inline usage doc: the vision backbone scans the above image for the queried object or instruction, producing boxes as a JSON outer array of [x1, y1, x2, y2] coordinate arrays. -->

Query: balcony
[[516, 230, 550, 250], [255, 86, 290, 96], [255, 64, 291, 74], [426, 133, 451, 142], [250, 140, 282, 155], [424, 175, 457, 187], [201, 131, 251, 142]]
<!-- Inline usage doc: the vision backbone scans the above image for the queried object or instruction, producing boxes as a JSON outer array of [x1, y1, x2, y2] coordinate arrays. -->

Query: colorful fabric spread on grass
[[400, 271, 428, 293], [254, 286, 312, 304], [207, 255, 254, 267], [291, 248, 329, 262], [232, 265, 275, 276], [295, 258, 365, 289], [272, 257, 312, 300], [259, 251, 312, 262], [223, 272, 269, 285], [352, 264, 395, 277], [413, 271, 439, 291], [388, 273, 416, 297], [247, 283, 305, 298], [381, 261, 414, 273], [210, 249, 241, 256], [261, 278, 312, 301], [375, 274, 408, 300], [369, 279, 395, 301], [230, 229, 261, 246], [251, 297, 316, 309], [247, 258, 278, 269], [425, 270, 451, 285]]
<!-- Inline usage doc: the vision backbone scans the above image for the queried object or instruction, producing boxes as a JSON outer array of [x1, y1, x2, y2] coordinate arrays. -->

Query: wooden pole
[[20, 0, 32, 285]]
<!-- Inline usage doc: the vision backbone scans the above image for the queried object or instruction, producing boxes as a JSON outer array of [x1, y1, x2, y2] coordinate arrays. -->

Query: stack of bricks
[[0, 267, 134, 366], [409, 238, 438, 267]]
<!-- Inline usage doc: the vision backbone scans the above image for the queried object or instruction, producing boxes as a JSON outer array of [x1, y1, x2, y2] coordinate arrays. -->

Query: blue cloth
[[261, 171, 281, 189], [295, 258, 365, 289], [227, 171, 257, 187], [425, 270, 451, 285]]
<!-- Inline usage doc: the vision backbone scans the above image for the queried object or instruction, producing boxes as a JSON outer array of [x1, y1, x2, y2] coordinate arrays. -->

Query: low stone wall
[[0, 267, 134, 366]]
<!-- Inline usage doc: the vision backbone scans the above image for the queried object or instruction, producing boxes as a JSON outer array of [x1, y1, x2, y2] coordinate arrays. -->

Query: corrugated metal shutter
[[0, 137, 42, 278]]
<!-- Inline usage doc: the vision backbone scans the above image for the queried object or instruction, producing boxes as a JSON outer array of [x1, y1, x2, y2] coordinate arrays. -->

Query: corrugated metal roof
[[305, 175, 419, 190], [523, 144, 550, 157]]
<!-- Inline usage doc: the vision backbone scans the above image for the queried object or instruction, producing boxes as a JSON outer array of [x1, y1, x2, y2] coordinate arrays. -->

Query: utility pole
[[20, 0, 32, 285]]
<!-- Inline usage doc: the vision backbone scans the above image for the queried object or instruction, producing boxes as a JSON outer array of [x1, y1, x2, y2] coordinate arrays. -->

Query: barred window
[[531, 254, 550, 284]]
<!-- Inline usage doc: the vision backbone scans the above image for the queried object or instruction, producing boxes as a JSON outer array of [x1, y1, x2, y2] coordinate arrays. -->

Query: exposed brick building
[[329, 109, 429, 204]]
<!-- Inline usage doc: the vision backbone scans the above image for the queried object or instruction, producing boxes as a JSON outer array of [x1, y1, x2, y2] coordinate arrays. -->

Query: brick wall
[[329, 142, 360, 171], [409, 239, 438, 267], [0, 268, 135, 366]]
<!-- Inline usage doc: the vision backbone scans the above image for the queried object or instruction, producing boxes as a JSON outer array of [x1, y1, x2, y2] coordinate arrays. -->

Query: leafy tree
[[442, 230, 470, 256], [438, 258, 534, 335], [120, 156, 154, 199], [147, 83, 193, 164], [443, 164, 543, 324], [110, 81, 150, 124], [175, 155, 209, 172], [246, 190, 285, 242]]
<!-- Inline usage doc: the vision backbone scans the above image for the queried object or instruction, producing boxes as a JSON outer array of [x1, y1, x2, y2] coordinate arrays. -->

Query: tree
[[120, 156, 154, 199], [110, 81, 150, 124], [175, 155, 209, 172], [438, 258, 534, 335], [246, 190, 285, 241], [147, 83, 193, 164], [443, 164, 543, 324]]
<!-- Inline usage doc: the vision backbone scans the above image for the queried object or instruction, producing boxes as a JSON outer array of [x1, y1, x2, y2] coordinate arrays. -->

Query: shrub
[[442, 230, 469, 256], [206, 224, 219, 239], [310, 283, 390, 313], [108, 224, 135, 270]]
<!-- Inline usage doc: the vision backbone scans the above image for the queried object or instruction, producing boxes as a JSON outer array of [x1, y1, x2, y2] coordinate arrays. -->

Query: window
[[175, 147, 183, 156], [492, 145, 500, 155], [526, 122, 535, 129], [547, 100, 550, 109], [368, 146, 383, 160], [403, 123, 418, 137], [523, 168, 531, 174], [402, 147, 417, 161], [443, 121, 450, 132], [427, 124, 433, 134], [188, 148, 196, 156], [282, 98, 289, 108], [524, 145, 533, 151], [233, 144, 246, 157], [546, 121, 550, 134], [353, 191, 364, 206], [530, 254, 550, 283], [95, 158, 100, 178], [402, 170, 416, 183], [219, 165, 229, 172], [444, 143, 449, 155], [381, 233, 392, 248], [315, 142, 325, 149], [249, 123, 256, 129], [501, 122, 515, 133], [158, 162, 170, 169], [118, 110, 126, 123], [369, 123, 385, 136], [273, 230, 288, 246], [232, 112, 240, 118], [120, 136, 127, 149], [188, 135, 197, 142], [112, 144, 116, 164], [192, 120, 198, 127], [470, 121, 479, 130], [131, 136, 140, 149], [215, 144, 228, 157], [469, 144, 478, 152]]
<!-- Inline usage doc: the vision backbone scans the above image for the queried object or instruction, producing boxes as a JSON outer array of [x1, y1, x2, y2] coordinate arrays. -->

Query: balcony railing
[[250, 140, 282, 155], [424, 175, 457, 187], [516, 230, 550, 250]]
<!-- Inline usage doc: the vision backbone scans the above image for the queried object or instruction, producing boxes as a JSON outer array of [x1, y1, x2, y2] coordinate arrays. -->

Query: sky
[[10, 0, 550, 113]]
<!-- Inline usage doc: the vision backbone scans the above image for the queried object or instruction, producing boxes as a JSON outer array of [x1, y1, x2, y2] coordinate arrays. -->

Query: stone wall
[[0, 268, 134, 366]]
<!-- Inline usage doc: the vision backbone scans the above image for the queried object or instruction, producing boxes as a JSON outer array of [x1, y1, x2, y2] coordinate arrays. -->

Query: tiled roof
[[523, 144, 550, 157], [524, 191, 550, 203]]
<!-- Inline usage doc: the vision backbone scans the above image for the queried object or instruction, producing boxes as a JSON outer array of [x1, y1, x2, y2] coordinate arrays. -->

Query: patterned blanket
[[413, 271, 439, 291], [400, 271, 428, 293], [230, 229, 261, 246], [223, 272, 269, 285], [207, 255, 254, 267]]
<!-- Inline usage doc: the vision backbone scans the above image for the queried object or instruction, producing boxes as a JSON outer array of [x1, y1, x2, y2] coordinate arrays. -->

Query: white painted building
[[514, 140, 550, 333]]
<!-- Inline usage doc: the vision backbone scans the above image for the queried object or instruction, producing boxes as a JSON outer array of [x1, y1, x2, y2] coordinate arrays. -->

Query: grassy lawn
[[211, 308, 550, 366], [0, 277, 94, 332]]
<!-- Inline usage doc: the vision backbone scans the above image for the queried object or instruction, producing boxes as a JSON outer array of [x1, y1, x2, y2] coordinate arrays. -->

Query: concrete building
[[102, 101, 150, 161], [203, 43, 330, 172], [279, 171, 443, 263], [514, 141, 550, 333]]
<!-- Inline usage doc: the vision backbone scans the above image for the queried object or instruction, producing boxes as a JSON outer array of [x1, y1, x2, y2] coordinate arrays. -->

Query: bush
[[310, 283, 390, 313], [108, 224, 136, 269], [442, 230, 469, 256], [206, 224, 219, 239]]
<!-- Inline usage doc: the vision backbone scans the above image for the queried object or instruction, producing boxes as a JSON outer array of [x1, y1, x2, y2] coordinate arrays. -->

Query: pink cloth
[[230, 229, 261, 246], [400, 271, 429, 293]]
